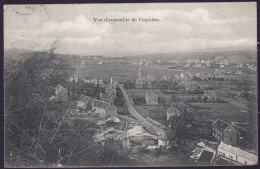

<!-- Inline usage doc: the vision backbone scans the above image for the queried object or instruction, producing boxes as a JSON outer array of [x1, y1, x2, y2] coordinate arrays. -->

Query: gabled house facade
[[100, 92, 115, 104], [166, 106, 181, 122], [212, 119, 252, 147], [77, 95, 92, 111], [55, 85, 68, 101], [145, 91, 158, 105], [91, 100, 117, 118]]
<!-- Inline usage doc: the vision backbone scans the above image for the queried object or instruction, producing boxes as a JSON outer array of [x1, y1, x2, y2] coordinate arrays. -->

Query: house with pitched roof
[[161, 75, 171, 81], [100, 92, 115, 104], [203, 90, 218, 101], [55, 85, 68, 101], [166, 106, 181, 122], [158, 133, 169, 147], [77, 95, 92, 111], [135, 77, 146, 89], [212, 120, 230, 142], [147, 75, 155, 81], [145, 91, 158, 105], [91, 100, 117, 118], [212, 119, 252, 147], [91, 77, 99, 85]]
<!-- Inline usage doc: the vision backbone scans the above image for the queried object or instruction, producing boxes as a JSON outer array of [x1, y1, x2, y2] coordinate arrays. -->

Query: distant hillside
[[4, 46, 257, 65], [125, 46, 257, 64]]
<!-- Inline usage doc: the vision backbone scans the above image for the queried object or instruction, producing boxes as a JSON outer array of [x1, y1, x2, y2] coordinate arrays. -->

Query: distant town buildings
[[161, 75, 171, 81]]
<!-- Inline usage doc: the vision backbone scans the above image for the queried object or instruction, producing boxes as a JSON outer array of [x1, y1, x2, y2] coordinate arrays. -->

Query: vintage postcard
[[4, 2, 258, 167]]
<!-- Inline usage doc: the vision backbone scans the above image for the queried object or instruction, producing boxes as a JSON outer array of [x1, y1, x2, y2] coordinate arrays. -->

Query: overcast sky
[[4, 3, 257, 56]]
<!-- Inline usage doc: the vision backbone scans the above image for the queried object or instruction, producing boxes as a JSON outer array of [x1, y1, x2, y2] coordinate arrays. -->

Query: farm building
[[186, 84, 199, 93], [145, 79, 152, 89], [135, 77, 146, 89], [203, 90, 218, 101], [217, 142, 257, 165], [145, 91, 158, 105], [205, 61, 211, 67], [199, 84, 209, 90], [161, 75, 171, 81], [166, 106, 181, 122], [194, 63, 202, 68], [147, 75, 155, 81], [77, 95, 92, 111], [68, 76, 79, 83], [100, 92, 115, 104], [90, 77, 99, 85], [91, 100, 117, 118], [55, 85, 68, 101], [98, 78, 104, 85], [158, 133, 169, 147]]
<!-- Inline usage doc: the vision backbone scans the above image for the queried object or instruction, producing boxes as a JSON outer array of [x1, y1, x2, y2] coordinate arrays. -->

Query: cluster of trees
[[4, 45, 133, 167], [114, 88, 125, 107], [123, 79, 135, 89], [67, 80, 104, 100], [152, 80, 181, 91], [166, 104, 213, 147]]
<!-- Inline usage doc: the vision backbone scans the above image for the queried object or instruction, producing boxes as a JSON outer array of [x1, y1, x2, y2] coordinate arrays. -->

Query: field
[[127, 88, 250, 126], [72, 63, 184, 83], [135, 105, 168, 126], [189, 102, 249, 123], [71, 60, 253, 127]]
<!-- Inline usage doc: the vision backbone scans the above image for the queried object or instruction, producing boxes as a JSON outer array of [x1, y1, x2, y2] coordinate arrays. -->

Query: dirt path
[[119, 84, 165, 135]]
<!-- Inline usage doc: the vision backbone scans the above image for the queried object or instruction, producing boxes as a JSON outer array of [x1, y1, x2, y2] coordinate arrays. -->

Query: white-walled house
[[55, 85, 68, 101], [217, 142, 257, 165], [158, 134, 169, 147], [77, 95, 92, 111]]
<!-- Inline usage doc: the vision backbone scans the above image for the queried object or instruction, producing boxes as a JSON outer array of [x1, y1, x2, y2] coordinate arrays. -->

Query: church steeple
[[138, 67, 142, 78]]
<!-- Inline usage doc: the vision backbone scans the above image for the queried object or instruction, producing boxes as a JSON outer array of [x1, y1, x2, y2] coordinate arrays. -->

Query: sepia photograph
[[4, 2, 258, 167]]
